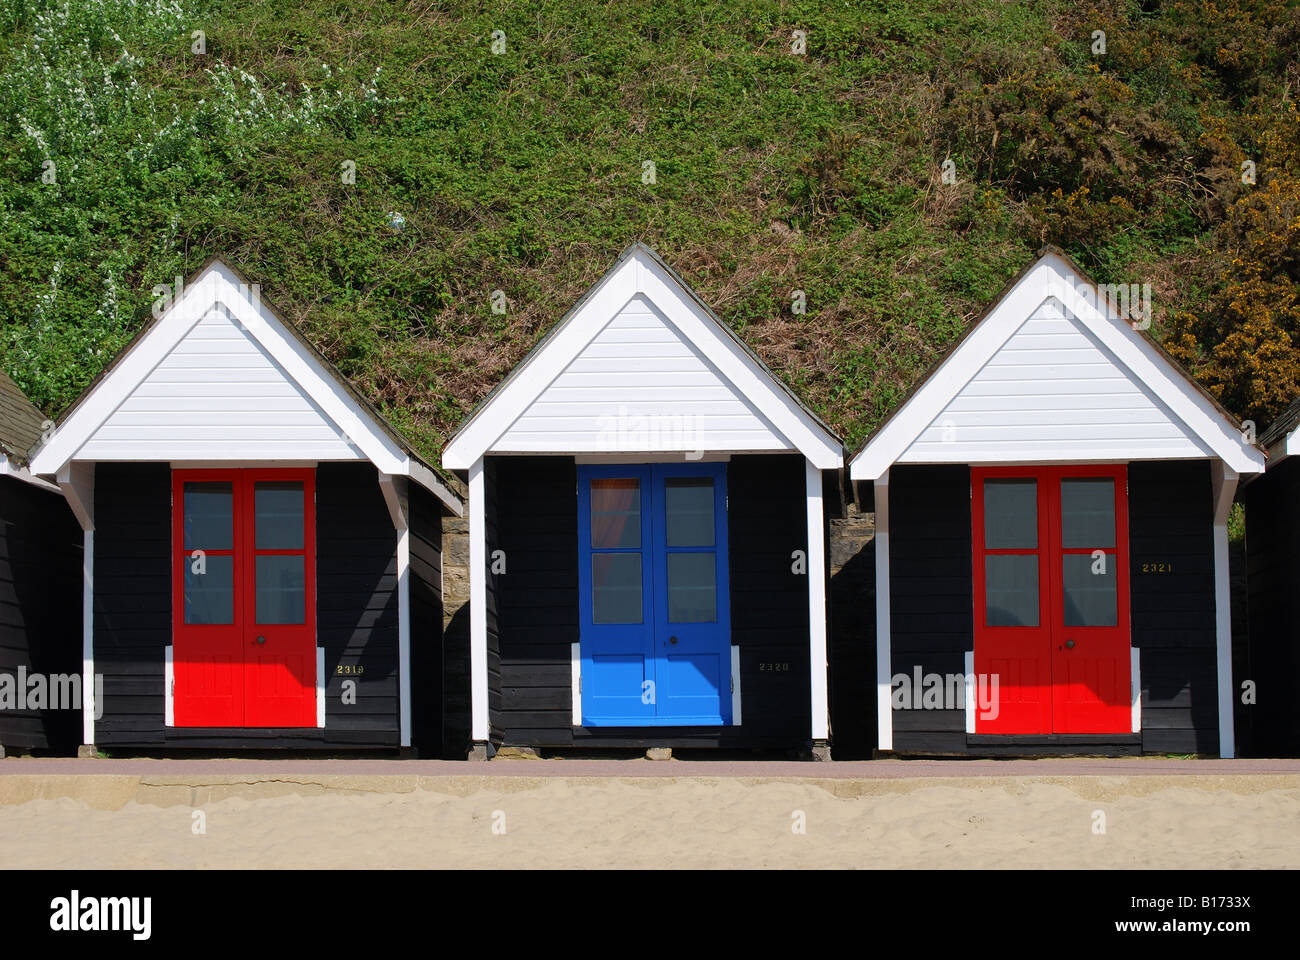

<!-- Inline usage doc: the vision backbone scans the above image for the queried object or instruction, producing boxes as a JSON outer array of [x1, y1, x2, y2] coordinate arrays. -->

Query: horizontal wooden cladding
[[486, 453, 813, 748], [93, 463, 414, 750], [78, 304, 360, 462], [888, 465, 973, 662], [306, 464, 401, 739], [0, 477, 83, 751], [94, 463, 171, 748], [486, 456, 575, 745], [493, 296, 794, 455], [1127, 461, 1218, 754], [902, 301, 1211, 463], [877, 461, 1220, 756], [893, 730, 1143, 756], [1241, 457, 1300, 755]]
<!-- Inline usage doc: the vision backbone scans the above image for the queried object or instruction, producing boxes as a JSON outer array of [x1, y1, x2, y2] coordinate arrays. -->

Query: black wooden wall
[[94, 462, 424, 750], [486, 455, 576, 746], [409, 481, 457, 757], [93, 463, 170, 746], [315, 463, 400, 746], [1128, 460, 1218, 754], [827, 497, 877, 758], [887, 465, 972, 753], [0, 476, 83, 753], [485, 453, 815, 749], [1241, 457, 1300, 756], [880, 461, 1220, 756], [483, 460, 504, 744]]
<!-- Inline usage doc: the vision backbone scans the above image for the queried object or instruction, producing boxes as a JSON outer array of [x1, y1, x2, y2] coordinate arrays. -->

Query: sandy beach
[[0, 764, 1296, 869]]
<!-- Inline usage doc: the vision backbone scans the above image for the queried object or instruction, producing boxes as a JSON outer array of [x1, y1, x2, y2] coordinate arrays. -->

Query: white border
[[731, 644, 742, 726], [444, 246, 842, 471], [850, 253, 1264, 480], [316, 646, 326, 729], [468, 458, 489, 742], [574, 453, 731, 464], [0, 456, 62, 493], [379, 473, 412, 747], [805, 460, 829, 741], [60, 463, 96, 750], [571, 641, 582, 727], [82, 528, 95, 746], [964, 650, 976, 734], [164, 644, 174, 727], [874, 473, 892, 750], [28, 261, 460, 515], [1131, 647, 1142, 735], [1212, 463, 1238, 758]]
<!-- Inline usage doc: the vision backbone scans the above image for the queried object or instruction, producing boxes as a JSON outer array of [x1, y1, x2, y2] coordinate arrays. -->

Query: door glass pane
[[256, 482, 304, 550], [666, 478, 714, 547], [184, 554, 234, 624], [256, 555, 306, 624], [984, 479, 1037, 548], [667, 552, 717, 622], [985, 555, 1039, 626], [590, 479, 641, 549], [184, 482, 233, 550], [592, 553, 642, 623], [1062, 554, 1118, 626], [1061, 478, 1116, 548]]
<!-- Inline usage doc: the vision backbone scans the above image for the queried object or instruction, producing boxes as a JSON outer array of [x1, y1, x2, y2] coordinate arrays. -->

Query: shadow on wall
[[3, 482, 84, 756], [828, 506, 877, 759], [439, 600, 472, 759]]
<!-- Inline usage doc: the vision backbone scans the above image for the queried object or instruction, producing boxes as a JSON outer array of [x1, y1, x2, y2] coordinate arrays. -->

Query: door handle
[[1065, 639, 1075, 649], [669, 636, 678, 645], [254, 635, 266, 646]]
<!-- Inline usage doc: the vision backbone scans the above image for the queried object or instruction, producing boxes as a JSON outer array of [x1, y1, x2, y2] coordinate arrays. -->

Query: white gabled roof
[[850, 247, 1265, 480], [443, 243, 843, 470], [29, 258, 461, 515], [1259, 396, 1300, 466]]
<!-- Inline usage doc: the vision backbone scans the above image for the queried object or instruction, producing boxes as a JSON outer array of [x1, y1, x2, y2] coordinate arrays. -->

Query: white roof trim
[[28, 260, 462, 516], [850, 252, 1265, 480], [1265, 425, 1300, 466], [0, 454, 63, 494], [443, 245, 843, 470]]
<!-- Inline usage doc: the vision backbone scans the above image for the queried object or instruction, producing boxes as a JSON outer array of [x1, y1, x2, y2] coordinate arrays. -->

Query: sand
[[0, 772, 1297, 868]]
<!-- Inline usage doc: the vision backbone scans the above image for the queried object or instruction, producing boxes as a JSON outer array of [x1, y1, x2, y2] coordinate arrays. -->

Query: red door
[[173, 470, 316, 727], [972, 465, 1130, 734]]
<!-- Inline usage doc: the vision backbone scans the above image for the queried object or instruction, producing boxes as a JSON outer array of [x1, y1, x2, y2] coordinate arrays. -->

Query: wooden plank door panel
[[1050, 467, 1131, 733], [173, 474, 242, 727], [173, 469, 317, 729], [652, 462, 730, 725], [973, 465, 1132, 735], [578, 466, 656, 725], [972, 470, 1053, 733]]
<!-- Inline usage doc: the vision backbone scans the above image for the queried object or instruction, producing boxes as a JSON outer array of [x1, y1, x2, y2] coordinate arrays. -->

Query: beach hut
[[848, 246, 1264, 757], [0, 371, 83, 755], [442, 242, 844, 757], [1239, 398, 1300, 756], [28, 258, 463, 755]]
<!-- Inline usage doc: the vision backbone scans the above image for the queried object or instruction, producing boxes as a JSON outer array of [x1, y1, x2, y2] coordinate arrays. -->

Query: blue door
[[578, 462, 731, 726]]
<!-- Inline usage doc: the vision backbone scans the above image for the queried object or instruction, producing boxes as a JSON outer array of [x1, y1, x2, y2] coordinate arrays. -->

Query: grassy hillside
[[2, 0, 1297, 458]]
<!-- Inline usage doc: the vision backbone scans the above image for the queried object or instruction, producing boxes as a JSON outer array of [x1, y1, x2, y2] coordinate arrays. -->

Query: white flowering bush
[[0, 0, 401, 409]]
